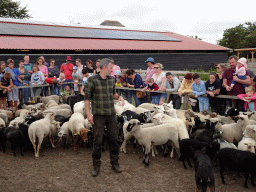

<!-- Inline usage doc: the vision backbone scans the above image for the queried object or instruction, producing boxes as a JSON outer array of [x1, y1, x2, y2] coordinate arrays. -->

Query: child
[[115, 70, 123, 95], [63, 85, 72, 96], [143, 78, 160, 105], [205, 71, 221, 113], [231, 57, 248, 89], [237, 86, 256, 112], [57, 73, 66, 96], [31, 64, 45, 102], [80, 68, 89, 95], [0, 72, 13, 110], [192, 73, 209, 112], [45, 76, 58, 95], [72, 67, 79, 95]]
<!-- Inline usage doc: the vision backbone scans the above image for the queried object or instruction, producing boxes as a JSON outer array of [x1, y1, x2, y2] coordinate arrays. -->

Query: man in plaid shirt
[[84, 58, 124, 177]]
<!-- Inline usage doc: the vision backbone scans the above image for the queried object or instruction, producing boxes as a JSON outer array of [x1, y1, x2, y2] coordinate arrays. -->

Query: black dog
[[191, 146, 215, 192]]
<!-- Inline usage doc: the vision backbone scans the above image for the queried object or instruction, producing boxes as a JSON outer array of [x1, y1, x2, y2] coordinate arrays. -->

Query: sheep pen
[[0, 141, 254, 191]]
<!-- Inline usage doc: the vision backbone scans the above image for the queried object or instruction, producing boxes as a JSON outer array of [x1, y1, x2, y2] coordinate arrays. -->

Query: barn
[[0, 18, 230, 70]]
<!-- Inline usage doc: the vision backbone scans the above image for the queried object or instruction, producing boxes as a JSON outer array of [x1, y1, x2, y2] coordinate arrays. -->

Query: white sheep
[[68, 113, 90, 151], [50, 104, 72, 111], [213, 115, 250, 144], [0, 110, 14, 120], [0, 113, 9, 126], [152, 113, 189, 140], [9, 116, 25, 128], [131, 107, 151, 114], [46, 100, 58, 108], [125, 119, 180, 167], [28, 113, 55, 158], [238, 125, 256, 153], [41, 95, 59, 104], [137, 103, 157, 111], [120, 122, 155, 154], [74, 101, 86, 117], [43, 108, 72, 117], [238, 137, 256, 153], [58, 122, 71, 146], [22, 103, 46, 111], [0, 118, 5, 128]]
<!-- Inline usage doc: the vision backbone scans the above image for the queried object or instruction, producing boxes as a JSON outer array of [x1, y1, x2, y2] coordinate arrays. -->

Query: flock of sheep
[[1, 95, 256, 191]]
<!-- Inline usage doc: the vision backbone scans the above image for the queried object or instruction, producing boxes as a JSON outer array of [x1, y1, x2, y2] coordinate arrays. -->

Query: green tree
[[0, 0, 31, 19], [218, 22, 256, 49]]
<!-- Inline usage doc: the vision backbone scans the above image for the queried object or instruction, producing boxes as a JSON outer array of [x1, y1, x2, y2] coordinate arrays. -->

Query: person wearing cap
[[145, 57, 155, 84], [109, 57, 121, 77], [223, 55, 251, 111], [145, 57, 155, 103], [230, 57, 248, 89], [60, 56, 74, 89], [161, 72, 181, 109], [114, 70, 123, 95]]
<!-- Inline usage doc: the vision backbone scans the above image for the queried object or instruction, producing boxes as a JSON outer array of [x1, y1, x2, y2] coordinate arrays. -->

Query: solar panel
[[0, 23, 181, 42]]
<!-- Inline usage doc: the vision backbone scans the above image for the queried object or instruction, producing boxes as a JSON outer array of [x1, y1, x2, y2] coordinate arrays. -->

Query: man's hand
[[161, 87, 167, 92], [178, 91, 182, 97], [226, 86, 231, 92], [87, 113, 94, 125]]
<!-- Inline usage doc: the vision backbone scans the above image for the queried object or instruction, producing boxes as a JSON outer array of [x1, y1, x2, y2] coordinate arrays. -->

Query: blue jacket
[[126, 73, 145, 94], [192, 80, 209, 103]]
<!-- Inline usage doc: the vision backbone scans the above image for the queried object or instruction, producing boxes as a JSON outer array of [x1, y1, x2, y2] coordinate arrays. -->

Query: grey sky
[[19, 0, 256, 45]]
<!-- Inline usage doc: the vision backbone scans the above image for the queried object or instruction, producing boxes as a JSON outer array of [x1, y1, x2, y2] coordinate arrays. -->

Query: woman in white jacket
[[30, 64, 44, 101]]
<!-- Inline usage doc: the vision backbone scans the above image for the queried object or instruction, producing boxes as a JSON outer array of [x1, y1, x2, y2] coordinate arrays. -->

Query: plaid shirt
[[84, 74, 116, 115]]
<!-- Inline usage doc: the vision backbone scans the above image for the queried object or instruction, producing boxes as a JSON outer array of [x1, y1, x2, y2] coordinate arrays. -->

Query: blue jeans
[[152, 94, 161, 104], [18, 80, 29, 103], [50, 85, 59, 95], [64, 79, 73, 89], [132, 93, 147, 107], [199, 101, 209, 112], [126, 90, 133, 104]]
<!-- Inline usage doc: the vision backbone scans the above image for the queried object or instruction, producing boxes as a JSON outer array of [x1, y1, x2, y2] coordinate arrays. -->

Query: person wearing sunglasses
[[152, 63, 167, 105]]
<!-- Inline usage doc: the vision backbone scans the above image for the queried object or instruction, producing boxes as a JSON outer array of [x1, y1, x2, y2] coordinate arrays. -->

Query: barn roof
[[0, 18, 229, 51]]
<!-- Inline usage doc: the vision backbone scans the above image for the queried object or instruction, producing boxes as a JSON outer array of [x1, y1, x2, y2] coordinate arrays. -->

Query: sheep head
[[74, 128, 90, 142], [126, 119, 141, 132], [244, 143, 256, 153]]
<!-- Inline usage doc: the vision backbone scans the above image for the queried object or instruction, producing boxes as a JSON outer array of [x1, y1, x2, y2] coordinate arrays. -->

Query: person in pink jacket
[[237, 86, 256, 112]]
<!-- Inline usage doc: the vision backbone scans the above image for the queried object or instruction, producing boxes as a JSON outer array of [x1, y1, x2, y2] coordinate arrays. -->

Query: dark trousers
[[169, 94, 181, 109], [226, 98, 245, 112], [92, 114, 119, 167]]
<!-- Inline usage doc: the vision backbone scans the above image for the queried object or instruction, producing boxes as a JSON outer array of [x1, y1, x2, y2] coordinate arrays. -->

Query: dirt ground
[[0, 140, 255, 192]]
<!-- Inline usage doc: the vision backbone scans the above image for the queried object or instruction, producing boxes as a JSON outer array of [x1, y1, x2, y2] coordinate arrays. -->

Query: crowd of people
[[0, 54, 255, 114], [114, 56, 256, 115], [0, 55, 117, 111]]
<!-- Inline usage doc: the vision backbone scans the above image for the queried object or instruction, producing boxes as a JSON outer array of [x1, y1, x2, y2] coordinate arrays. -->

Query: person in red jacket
[[237, 86, 256, 112], [60, 56, 74, 89]]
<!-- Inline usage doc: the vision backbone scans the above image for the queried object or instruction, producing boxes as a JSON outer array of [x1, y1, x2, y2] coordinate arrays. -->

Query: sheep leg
[[20, 145, 24, 156], [151, 145, 155, 158], [170, 146, 174, 158], [49, 136, 56, 148], [12, 144, 16, 156], [143, 146, 150, 167], [35, 144, 40, 158], [220, 166, 226, 184], [32, 143, 37, 157], [251, 174, 255, 186], [120, 140, 127, 153], [244, 172, 249, 188]]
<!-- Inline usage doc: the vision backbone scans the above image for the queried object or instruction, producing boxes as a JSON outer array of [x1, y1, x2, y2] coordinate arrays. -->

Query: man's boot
[[91, 166, 100, 177], [111, 163, 122, 173]]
